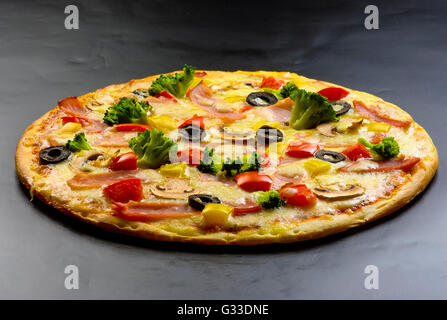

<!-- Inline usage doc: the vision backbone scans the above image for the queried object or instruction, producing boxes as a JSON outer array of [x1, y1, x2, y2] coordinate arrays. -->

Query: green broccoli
[[129, 129, 177, 169], [197, 147, 221, 174], [279, 81, 299, 98], [359, 137, 400, 159], [221, 152, 262, 176], [66, 132, 92, 152], [103, 97, 151, 125], [262, 81, 299, 99], [149, 65, 196, 98], [254, 190, 285, 209], [289, 89, 338, 130], [240, 152, 262, 173]]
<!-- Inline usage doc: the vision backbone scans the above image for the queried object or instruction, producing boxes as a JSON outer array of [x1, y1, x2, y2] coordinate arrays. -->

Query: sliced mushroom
[[150, 178, 195, 200], [313, 184, 365, 200], [70, 150, 116, 172], [317, 123, 337, 137], [317, 117, 364, 136], [336, 117, 363, 133], [209, 126, 255, 144]]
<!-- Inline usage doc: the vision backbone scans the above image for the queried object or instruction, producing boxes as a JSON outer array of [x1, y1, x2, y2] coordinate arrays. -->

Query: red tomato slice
[[61, 116, 90, 126], [286, 142, 320, 158], [342, 143, 372, 161], [280, 184, 316, 207], [109, 152, 138, 171], [318, 87, 349, 101], [177, 148, 202, 166], [113, 123, 151, 132], [178, 115, 205, 129], [155, 90, 177, 102], [260, 76, 284, 90], [103, 178, 143, 203], [235, 171, 272, 192]]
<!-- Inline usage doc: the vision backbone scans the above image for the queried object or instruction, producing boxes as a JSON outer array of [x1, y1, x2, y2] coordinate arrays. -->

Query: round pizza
[[15, 66, 438, 245]]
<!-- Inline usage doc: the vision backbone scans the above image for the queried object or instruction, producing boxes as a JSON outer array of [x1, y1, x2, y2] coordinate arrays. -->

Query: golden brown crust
[[15, 70, 439, 245]]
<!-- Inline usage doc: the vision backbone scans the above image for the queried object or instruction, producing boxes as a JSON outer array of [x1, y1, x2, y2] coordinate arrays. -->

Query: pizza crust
[[15, 71, 439, 245]]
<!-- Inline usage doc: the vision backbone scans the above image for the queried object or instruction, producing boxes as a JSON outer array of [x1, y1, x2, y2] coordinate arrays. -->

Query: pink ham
[[187, 82, 245, 122], [112, 201, 198, 221], [353, 100, 411, 127], [58, 96, 88, 116], [339, 157, 420, 173], [68, 170, 140, 189]]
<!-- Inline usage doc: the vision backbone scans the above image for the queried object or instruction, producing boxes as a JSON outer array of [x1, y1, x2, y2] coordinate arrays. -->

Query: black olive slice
[[188, 194, 221, 211], [39, 146, 71, 164], [314, 150, 346, 163], [246, 92, 278, 107], [256, 125, 284, 145], [179, 124, 206, 142], [330, 100, 351, 116]]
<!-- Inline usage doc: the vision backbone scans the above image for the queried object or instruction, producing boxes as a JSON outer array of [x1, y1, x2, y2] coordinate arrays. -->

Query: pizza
[[15, 66, 438, 245]]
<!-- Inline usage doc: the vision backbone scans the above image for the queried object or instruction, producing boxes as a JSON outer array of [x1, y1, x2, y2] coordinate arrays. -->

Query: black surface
[[1, 0, 446, 299]]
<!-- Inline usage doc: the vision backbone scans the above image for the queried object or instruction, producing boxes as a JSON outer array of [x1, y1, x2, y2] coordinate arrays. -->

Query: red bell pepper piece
[[240, 105, 254, 113], [113, 123, 151, 132], [286, 142, 320, 158], [155, 90, 177, 102], [260, 76, 284, 90], [342, 143, 372, 161], [233, 204, 263, 215], [61, 116, 90, 126], [235, 171, 272, 192], [318, 87, 349, 101], [109, 152, 138, 171], [280, 184, 316, 207], [177, 148, 202, 166], [103, 178, 143, 203], [178, 115, 205, 129]]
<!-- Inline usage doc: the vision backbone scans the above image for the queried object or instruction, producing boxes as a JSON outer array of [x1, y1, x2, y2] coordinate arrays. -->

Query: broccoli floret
[[289, 89, 338, 130], [221, 152, 262, 176], [129, 129, 177, 169], [149, 65, 196, 98], [262, 81, 299, 99], [240, 152, 262, 173], [197, 147, 221, 174], [103, 97, 151, 125], [279, 81, 299, 98], [254, 190, 285, 209], [359, 137, 400, 159], [66, 132, 92, 152]]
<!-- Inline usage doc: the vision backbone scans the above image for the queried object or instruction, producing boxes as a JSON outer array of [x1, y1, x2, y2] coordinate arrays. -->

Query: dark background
[[1, 0, 445, 299]]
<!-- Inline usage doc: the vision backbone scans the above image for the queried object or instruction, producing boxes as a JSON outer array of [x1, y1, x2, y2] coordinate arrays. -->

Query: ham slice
[[112, 201, 198, 221], [68, 170, 140, 189], [94, 132, 136, 147], [353, 100, 411, 127], [58, 96, 87, 116], [188, 82, 245, 121], [256, 97, 294, 122], [339, 157, 420, 173], [84, 119, 110, 133]]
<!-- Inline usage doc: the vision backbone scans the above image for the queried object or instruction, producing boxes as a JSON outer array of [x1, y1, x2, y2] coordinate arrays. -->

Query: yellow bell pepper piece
[[147, 115, 178, 133], [267, 142, 286, 157], [201, 203, 233, 227], [59, 122, 82, 134], [160, 163, 188, 178], [367, 122, 391, 132], [304, 159, 331, 176], [224, 95, 245, 103]]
